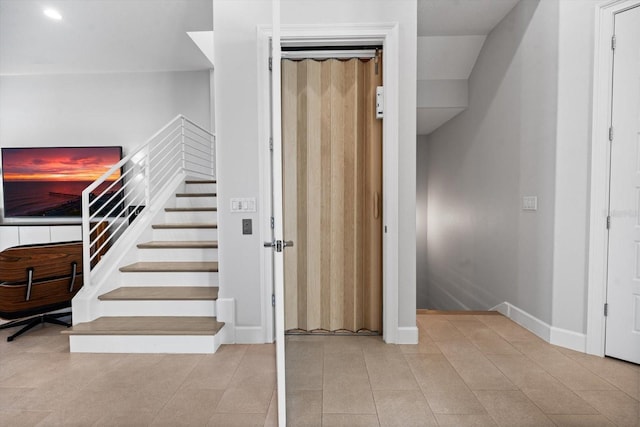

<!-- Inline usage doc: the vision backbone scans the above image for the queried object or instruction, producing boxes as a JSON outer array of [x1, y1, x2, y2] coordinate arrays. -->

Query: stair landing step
[[152, 223, 217, 229], [120, 262, 218, 272], [62, 316, 224, 336], [176, 193, 216, 197], [165, 207, 217, 212], [99, 286, 218, 301], [185, 179, 216, 184], [138, 241, 218, 249]]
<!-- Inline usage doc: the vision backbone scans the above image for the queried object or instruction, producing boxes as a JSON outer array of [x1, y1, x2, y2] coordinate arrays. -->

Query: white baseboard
[[550, 326, 587, 353], [491, 302, 586, 353], [396, 326, 419, 344]]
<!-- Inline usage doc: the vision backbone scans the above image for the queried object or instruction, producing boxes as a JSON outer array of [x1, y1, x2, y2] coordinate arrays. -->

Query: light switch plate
[[522, 196, 538, 211], [231, 197, 256, 213]]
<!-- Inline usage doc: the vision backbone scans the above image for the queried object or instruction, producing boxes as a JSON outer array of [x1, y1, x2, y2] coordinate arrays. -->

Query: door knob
[[263, 240, 294, 252]]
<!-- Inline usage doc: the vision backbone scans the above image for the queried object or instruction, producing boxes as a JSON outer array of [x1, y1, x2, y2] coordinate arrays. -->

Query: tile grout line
[[147, 354, 206, 425], [362, 344, 383, 426], [401, 350, 444, 426], [474, 319, 616, 426], [441, 317, 560, 426], [559, 351, 640, 404]]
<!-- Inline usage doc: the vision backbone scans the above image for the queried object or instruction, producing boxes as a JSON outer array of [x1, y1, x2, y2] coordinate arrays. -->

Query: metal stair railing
[[80, 115, 215, 287]]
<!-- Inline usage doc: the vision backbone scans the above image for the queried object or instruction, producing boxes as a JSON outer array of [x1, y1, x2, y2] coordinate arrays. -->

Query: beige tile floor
[[1, 313, 638, 426], [0, 322, 278, 426], [285, 314, 640, 427]]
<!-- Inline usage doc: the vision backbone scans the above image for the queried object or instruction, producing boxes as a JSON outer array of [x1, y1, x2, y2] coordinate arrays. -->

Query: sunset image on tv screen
[[1, 146, 122, 217]]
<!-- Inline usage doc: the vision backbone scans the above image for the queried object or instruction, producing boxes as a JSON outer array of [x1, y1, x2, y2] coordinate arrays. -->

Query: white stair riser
[[137, 248, 218, 262], [100, 300, 216, 317], [120, 271, 219, 286], [152, 228, 218, 241], [176, 197, 217, 208], [164, 211, 218, 223], [69, 334, 222, 354], [185, 183, 217, 193]]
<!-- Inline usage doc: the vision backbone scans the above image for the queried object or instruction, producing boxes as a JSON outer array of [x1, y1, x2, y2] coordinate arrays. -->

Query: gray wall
[[417, 134, 429, 309], [423, 0, 558, 324]]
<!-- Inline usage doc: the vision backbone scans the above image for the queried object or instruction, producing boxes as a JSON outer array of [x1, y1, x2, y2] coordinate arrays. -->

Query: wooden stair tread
[[152, 223, 217, 229], [99, 286, 218, 301], [176, 193, 216, 197], [137, 241, 218, 249], [120, 262, 219, 272], [185, 180, 216, 184], [61, 316, 224, 336], [165, 207, 217, 212]]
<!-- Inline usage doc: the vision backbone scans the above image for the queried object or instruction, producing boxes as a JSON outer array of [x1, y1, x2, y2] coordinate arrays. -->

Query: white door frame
[[587, 0, 640, 356], [257, 22, 401, 344]]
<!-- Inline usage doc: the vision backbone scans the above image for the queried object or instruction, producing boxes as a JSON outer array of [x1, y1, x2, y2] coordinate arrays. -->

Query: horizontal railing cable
[[81, 115, 215, 287]]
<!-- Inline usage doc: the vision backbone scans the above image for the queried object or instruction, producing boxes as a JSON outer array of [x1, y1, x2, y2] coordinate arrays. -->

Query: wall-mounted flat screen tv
[[1, 146, 123, 218]]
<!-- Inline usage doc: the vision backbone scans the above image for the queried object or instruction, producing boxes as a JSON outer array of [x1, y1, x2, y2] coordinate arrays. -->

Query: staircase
[[63, 179, 226, 354]]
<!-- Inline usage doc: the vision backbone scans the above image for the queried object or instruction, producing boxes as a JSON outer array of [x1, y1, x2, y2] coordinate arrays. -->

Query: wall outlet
[[242, 218, 252, 235]]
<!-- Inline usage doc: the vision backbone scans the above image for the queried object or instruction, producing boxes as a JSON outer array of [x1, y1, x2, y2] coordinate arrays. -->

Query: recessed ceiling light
[[43, 8, 62, 20]]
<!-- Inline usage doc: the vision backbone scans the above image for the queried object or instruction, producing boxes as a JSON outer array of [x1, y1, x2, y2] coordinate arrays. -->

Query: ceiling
[[0, 0, 520, 135], [0, 0, 212, 75], [416, 0, 520, 135], [418, 0, 521, 37]]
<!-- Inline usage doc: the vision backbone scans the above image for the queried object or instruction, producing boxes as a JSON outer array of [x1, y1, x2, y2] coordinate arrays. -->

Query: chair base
[[0, 311, 71, 342]]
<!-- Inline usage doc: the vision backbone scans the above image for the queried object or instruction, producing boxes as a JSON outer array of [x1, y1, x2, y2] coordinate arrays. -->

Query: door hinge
[[269, 137, 273, 151], [609, 126, 614, 141], [270, 217, 274, 229], [611, 35, 616, 50], [374, 48, 380, 74], [604, 303, 608, 316], [269, 57, 273, 71], [606, 215, 611, 229], [272, 294, 276, 307]]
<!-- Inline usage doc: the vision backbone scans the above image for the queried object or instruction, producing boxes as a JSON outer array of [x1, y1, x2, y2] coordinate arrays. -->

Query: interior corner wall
[[551, 0, 600, 336], [213, 0, 417, 332], [425, 0, 558, 324], [417, 134, 429, 309], [0, 70, 211, 218]]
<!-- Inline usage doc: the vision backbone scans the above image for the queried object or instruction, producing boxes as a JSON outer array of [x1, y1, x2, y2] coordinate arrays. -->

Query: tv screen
[[1, 146, 123, 218]]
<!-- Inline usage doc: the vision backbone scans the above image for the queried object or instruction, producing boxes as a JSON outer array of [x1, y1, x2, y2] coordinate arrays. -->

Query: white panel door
[[606, 4, 640, 364]]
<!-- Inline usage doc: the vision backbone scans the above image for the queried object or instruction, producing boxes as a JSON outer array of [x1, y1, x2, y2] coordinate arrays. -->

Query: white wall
[[424, 0, 558, 323], [214, 0, 417, 335], [0, 70, 211, 219], [0, 71, 211, 149], [552, 0, 599, 336]]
